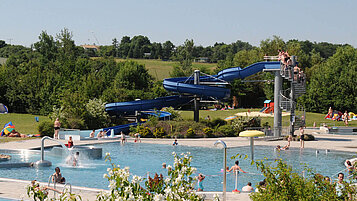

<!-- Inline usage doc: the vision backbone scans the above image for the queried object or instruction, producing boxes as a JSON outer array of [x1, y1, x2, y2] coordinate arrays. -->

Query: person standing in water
[[227, 160, 247, 173], [121, 131, 126, 144], [197, 173, 205, 191], [67, 136, 74, 148], [299, 126, 305, 148], [54, 118, 61, 139]]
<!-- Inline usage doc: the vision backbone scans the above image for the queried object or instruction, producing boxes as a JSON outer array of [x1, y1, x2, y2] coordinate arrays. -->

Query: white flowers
[[108, 180, 116, 190], [96, 152, 201, 201], [131, 175, 142, 184], [105, 152, 110, 156]]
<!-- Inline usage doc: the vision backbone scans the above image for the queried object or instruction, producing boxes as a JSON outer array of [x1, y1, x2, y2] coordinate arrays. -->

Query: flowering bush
[[27, 180, 81, 201], [97, 152, 203, 201]]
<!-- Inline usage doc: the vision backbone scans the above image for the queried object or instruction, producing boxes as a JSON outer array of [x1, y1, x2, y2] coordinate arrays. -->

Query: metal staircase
[[279, 62, 306, 135]]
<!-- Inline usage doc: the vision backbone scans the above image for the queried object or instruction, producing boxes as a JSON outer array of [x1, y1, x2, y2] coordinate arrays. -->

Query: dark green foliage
[[249, 159, 356, 201], [37, 121, 54, 137], [170, 39, 194, 77], [202, 118, 226, 128], [217, 125, 236, 136], [114, 60, 153, 90], [300, 46, 357, 113]]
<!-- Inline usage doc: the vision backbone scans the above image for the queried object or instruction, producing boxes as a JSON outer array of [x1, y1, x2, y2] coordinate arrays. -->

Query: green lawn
[[0, 113, 50, 134], [115, 58, 217, 80], [0, 110, 355, 139], [179, 109, 357, 128]]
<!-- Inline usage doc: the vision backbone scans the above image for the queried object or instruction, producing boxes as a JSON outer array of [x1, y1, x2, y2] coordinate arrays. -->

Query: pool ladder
[[48, 175, 72, 198]]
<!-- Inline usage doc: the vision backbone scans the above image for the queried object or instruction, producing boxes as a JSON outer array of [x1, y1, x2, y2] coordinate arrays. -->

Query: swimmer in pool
[[276, 144, 289, 150], [227, 160, 247, 173]]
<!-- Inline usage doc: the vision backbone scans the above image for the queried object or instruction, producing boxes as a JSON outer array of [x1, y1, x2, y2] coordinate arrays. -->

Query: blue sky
[[1, 0, 356, 47]]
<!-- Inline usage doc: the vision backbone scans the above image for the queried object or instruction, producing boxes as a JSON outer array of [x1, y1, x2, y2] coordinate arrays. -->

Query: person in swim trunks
[[54, 118, 61, 139]]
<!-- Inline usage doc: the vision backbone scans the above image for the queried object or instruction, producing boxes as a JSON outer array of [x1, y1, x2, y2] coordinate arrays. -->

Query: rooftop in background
[[80, 45, 100, 51]]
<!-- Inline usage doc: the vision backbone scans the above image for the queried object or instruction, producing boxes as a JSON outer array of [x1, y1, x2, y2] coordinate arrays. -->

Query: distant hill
[[114, 59, 217, 81], [0, 57, 7, 65]]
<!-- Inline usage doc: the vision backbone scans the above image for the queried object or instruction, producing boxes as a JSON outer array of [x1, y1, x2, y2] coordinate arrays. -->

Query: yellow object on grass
[[239, 130, 264, 137]]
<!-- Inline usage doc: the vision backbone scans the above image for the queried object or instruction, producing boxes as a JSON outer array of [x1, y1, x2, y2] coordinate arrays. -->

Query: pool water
[[0, 142, 355, 192]]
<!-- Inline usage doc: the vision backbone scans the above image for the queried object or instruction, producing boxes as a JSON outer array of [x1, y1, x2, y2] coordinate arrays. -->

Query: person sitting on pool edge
[[227, 160, 247, 173], [89, 129, 95, 138]]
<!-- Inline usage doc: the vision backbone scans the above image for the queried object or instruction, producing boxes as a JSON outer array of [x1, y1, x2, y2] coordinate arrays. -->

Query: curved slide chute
[[105, 61, 280, 116]]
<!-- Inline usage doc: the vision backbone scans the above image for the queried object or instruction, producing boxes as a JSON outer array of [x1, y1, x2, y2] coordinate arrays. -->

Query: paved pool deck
[[1, 128, 357, 200]]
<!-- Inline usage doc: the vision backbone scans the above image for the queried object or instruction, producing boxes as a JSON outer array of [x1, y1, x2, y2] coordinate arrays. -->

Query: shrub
[[185, 128, 195, 138], [139, 126, 153, 138], [204, 118, 226, 128], [203, 127, 214, 137], [153, 127, 165, 138], [303, 134, 315, 141], [232, 116, 261, 134], [38, 121, 54, 137], [161, 107, 182, 120], [249, 158, 355, 201], [217, 125, 236, 137]]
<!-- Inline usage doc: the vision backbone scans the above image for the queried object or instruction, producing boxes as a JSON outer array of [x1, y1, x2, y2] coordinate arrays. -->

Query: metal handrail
[[62, 183, 72, 194], [47, 174, 58, 197]]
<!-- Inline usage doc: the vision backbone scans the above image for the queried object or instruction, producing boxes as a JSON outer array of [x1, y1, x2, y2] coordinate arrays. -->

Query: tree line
[[0, 31, 356, 130]]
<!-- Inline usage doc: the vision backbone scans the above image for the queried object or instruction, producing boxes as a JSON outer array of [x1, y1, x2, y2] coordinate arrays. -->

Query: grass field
[[0, 113, 50, 134], [115, 58, 217, 80]]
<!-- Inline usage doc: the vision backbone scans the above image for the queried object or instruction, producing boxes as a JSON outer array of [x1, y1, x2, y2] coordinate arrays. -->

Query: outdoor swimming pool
[[0, 142, 355, 192]]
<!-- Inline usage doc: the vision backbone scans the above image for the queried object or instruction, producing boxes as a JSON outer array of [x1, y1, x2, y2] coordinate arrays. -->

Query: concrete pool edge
[[0, 177, 250, 201]]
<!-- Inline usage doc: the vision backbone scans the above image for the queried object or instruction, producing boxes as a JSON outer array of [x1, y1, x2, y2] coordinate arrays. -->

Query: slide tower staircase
[[279, 61, 306, 135]]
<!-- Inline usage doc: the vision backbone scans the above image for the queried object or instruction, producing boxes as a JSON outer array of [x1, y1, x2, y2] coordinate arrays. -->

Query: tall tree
[[300, 46, 357, 113], [171, 39, 194, 77], [260, 35, 285, 56], [162, 40, 174, 60], [33, 31, 58, 61]]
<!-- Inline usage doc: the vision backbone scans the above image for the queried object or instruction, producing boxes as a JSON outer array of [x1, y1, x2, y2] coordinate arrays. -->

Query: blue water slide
[[105, 95, 191, 116], [105, 61, 281, 116]]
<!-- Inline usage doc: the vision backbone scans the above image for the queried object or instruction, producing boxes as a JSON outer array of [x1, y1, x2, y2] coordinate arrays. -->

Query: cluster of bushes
[[129, 115, 262, 138], [283, 134, 315, 141]]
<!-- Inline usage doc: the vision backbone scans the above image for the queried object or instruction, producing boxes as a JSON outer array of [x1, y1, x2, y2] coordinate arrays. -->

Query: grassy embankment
[[0, 113, 50, 143], [115, 58, 217, 81], [0, 113, 50, 134]]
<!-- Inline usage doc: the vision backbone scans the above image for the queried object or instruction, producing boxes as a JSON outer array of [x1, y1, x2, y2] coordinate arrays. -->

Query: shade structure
[[224, 115, 238, 121], [239, 130, 265, 160], [1, 122, 15, 136], [239, 130, 264, 137]]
